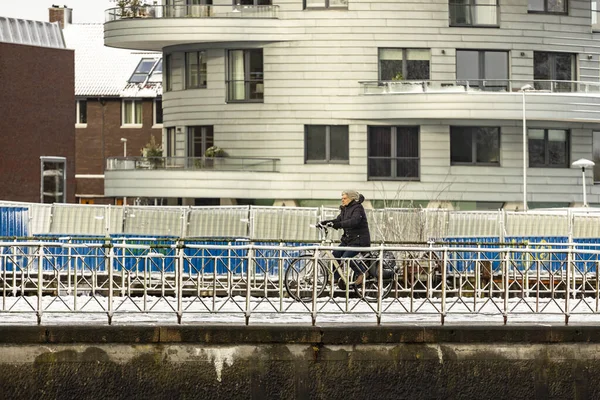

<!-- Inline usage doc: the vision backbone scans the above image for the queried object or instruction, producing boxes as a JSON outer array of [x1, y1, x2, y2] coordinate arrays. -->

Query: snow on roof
[[62, 23, 161, 97], [0, 17, 65, 49]]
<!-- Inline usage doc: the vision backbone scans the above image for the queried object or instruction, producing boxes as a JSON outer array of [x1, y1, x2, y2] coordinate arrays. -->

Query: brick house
[[52, 6, 162, 205], [0, 16, 75, 203]]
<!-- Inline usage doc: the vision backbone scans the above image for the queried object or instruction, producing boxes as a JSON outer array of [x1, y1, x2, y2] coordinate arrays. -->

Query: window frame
[[304, 125, 349, 164], [528, 128, 570, 168], [528, 0, 568, 14], [533, 51, 576, 92], [40, 156, 66, 204], [303, 0, 347, 9], [185, 51, 207, 89], [153, 98, 163, 127], [450, 126, 501, 166], [367, 126, 420, 181], [75, 99, 87, 127], [187, 125, 215, 157], [165, 53, 173, 92], [121, 99, 143, 127], [166, 127, 177, 157], [378, 48, 431, 82], [456, 49, 509, 90], [226, 49, 264, 103], [449, 0, 500, 27]]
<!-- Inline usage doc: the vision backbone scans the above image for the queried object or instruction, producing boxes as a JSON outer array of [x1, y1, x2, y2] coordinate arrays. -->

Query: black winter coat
[[328, 194, 371, 247]]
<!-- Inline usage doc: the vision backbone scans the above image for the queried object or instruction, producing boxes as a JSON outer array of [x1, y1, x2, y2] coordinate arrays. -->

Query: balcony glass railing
[[449, 3, 498, 27], [105, 4, 279, 22], [106, 156, 280, 172], [359, 80, 600, 95]]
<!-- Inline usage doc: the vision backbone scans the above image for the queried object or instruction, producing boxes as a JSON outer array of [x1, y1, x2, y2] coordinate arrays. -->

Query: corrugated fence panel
[[251, 207, 318, 241], [423, 209, 450, 241], [383, 209, 424, 242], [49, 204, 109, 235], [320, 207, 342, 241], [0, 207, 29, 236], [124, 206, 185, 236], [108, 206, 124, 235], [187, 206, 249, 238], [366, 209, 386, 243], [447, 211, 501, 238], [572, 213, 600, 238], [28, 203, 52, 234], [505, 212, 568, 237]]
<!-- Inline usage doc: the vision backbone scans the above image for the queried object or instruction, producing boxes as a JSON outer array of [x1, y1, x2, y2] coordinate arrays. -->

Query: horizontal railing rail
[[359, 79, 600, 95], [105, 156, 280, 172], [105, 4, 279, 22], [2, 240, 600, 325]]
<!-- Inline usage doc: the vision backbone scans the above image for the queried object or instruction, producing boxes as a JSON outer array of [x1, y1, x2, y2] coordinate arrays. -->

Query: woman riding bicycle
[[319, 190, 371, 288]]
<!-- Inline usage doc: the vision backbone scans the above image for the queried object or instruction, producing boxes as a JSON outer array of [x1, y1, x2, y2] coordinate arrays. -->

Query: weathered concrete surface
[[0, 325, 599, 399]]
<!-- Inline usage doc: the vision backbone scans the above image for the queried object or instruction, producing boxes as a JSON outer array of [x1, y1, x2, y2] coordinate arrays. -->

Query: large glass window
[[153, 98, 163, 125], [188, 126, 214, 157], [528, 0, 567, 13], [449, 0, 498, 26], [122, 99, 142, 125], [533, 52, 575, 92], [165, 54, 172, 91], [456, 50, 508, 91], [185, 51, 207, 89], [528, 129, 569, 167], [304, 0, 346, 9], [238, 0, 272, 5], [76, 99, 87, 125], [166, 127, 176, 157], [227, 49, 264, 102], [450, 126, 500, 165], [367, 126, 419, 180], [305, 125, 349, 163], [379, 49, 430, 81], [40, 157, 66, 203]]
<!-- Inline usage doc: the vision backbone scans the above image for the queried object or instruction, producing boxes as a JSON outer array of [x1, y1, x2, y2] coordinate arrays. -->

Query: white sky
[[1, 0, 115, 23]]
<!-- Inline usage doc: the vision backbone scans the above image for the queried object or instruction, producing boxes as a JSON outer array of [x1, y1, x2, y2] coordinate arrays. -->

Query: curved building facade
[[104, 0, 600, 209]]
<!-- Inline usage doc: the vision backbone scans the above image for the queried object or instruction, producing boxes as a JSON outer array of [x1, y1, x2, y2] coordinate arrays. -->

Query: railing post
[[107, 241, 114, 325], [177, 240, 184, 324], [245, 245, 254, 325], [503, 250, 509, 325], [565, 245, 572, 326], [37, 244, 44, 325]]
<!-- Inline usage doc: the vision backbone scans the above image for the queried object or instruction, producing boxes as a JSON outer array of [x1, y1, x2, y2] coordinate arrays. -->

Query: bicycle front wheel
[[354, 274, 394, 302], [284, 255, 329, 301]]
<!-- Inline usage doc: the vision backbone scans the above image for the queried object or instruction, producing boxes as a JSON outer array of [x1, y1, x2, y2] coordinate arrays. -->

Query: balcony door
[[188, 126, 214, 168]]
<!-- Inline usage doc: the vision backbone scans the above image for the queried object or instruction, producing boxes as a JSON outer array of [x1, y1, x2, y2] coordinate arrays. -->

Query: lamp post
[[120, 137, 127, 157], [572, 158, 595, 207], [520, 84, 534, 212]]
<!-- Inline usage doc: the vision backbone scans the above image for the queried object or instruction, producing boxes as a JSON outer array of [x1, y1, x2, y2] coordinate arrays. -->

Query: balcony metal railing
[[105, 156, 280, 172], [449, 3, 499, 27], [359, 79, 600, 95], [105, 4, 279, 22]]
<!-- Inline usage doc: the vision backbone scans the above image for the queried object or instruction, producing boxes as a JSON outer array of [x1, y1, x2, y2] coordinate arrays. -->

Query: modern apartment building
[[104, 0, 600, 210]]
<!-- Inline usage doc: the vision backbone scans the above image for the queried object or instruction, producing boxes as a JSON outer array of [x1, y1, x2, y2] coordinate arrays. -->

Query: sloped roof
[[62, 23, 161, 97], [0, 17, 65, 49]]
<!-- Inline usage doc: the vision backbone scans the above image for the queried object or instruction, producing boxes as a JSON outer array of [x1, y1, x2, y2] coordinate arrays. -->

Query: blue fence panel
[[505, 236, 569, 272], [111, 235, 177, 273], [0, 207, 29, 237], [573, 238, 600, 274], [32, 235, 107, 272], [440, 237, 501, 273]]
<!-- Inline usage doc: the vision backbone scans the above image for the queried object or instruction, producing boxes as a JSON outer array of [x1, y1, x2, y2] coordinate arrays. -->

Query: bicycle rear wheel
[[284, 255, 329, 301], [354, 274, 394, 301]]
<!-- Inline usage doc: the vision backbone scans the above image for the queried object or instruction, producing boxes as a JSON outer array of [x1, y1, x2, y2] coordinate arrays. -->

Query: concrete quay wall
[[1, 325, 600, 399]]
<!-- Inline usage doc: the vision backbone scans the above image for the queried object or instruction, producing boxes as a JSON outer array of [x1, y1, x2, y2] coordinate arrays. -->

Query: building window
[[185, 51, 207, 89], [367, 126, 419, 180], [154, 98, 163, 126], [449, 0, 499, 27], [528, 129, 569, 167], [528, 0, 567, 14], [305, 125, 349, 163], [533, 52, 575, 92], [593, 1, 600, 30], [40, 157, 66, 204], [129, 58, 159, 83], [188, 126, 214, 157], [379, 49, 430, 81], [76, 99, 87, 125], [237, 0, 272, 5], [122, 99, 142, 126], [227, 49, 264, 102], [594, 131, 600, 183], [165, 53, 173, 92], [450, 126, 500, 165], [304, 0, 346, 9], [166, 127, 177, 157], [456, 50, 508, 91]]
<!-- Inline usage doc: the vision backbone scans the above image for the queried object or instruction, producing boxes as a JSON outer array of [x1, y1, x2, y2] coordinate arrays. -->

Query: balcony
[[104, 4, 285, 51], [106, 156, 280, 172], [105, 4, 279, 21], [449, 3, 498, 27]]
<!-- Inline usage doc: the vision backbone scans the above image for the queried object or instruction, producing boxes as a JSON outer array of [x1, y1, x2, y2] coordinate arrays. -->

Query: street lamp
[[120, 137, 127, 157], [520, 84, 534, 212], [572, 158, 595, 207]]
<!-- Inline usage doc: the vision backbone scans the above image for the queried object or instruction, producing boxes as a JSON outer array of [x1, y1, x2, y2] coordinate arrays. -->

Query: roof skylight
[[129, 58, 161, 83]]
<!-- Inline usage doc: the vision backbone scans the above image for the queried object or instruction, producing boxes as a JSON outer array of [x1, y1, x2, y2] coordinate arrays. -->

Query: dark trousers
[[332, 248, 368, 280]]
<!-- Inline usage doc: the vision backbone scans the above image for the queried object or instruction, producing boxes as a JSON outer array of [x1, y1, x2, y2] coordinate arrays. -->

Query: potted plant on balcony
[[195, 146, 226, 169], [113, 0, 147, 18], [141, 134, 163, 169]]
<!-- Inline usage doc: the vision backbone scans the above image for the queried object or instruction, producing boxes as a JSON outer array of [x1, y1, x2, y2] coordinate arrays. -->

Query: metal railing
[[105, 156, 280, 172], [359, 79, 600, 95], [449, 3, 498, 27], [3, 239, 600, 325], [105, 4, 279, 22]]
